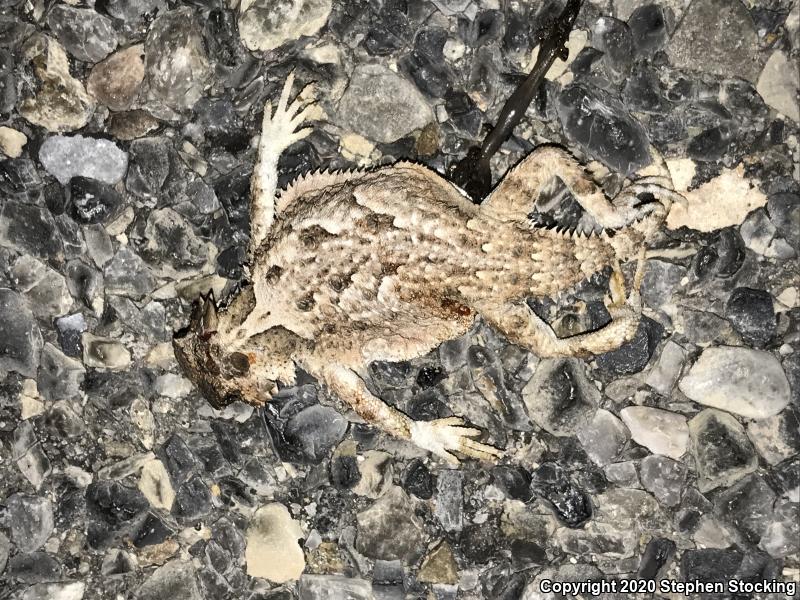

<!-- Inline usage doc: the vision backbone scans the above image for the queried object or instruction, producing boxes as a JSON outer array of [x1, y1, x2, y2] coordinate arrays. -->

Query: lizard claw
[[409, 417, 504, 465], [261, 74, 317, 149]]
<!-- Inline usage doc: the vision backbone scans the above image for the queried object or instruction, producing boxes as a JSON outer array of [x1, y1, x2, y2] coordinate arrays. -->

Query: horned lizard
[[174, 74, 683, 465]]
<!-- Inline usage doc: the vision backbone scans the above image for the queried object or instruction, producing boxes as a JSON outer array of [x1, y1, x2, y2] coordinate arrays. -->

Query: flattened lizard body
[[174, 75, 683, 464]]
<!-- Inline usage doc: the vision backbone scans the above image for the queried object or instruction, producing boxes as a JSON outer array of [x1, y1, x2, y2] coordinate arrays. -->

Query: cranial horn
[[200, 291, 219, 337]]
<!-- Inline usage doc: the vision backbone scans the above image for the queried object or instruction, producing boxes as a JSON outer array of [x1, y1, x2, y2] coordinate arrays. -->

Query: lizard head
[[173, 292, 277, 409], [174, 292, 306, 409]]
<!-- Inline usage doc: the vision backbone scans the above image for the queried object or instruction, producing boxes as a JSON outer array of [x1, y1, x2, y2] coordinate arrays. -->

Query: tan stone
[[88, 45, 145, 111], [138, 458, 175, 510], [418, 541, 459, 584], [0, 127, 27, 158], [246, 503, 305, 583], [666, 165, 767, 232]]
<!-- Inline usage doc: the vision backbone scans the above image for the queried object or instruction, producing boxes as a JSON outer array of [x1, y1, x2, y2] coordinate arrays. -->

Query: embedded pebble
[[144, 8, 212, 113], [0, 288, 43, 378], [138, 458, 175, 510], [724, 287, 776, 347], [47, 5, 118, 63], [0, 126, 26, 158], [522, 358, 599, 437], [239, 0, 332, 52], [679, 346, 790, 419], [531, 463, 592, 528], [760, 498, 800, 558], [355, 486, 426, 563], [666, 0, 761, 82], [756, 50, 800, 122], [627, 4, 669, 56], [104, 247, 157, 299], [576, 409, 629, 466], [0, 201, 64, 262], [9, 255, 72, 319], [245, 503, 305, 583], [666, 166, 767, 232], [39, 135, 128, 185], [87, 45, 145, 112], [298, 574, 373, 600], [639, 455, 686, 507], [619, 406, 689, 459], [82, 333, 131, 370], [337, 64, 434, 143], [746, 407, 800, 465], [690, 409, 758, 492], [4, 494, 54, 553], [135, 560, 202, 600], [19, 37, 96, 132], [714, 474, 775, 545], [557, 83, 651, 176], [645, 340, 687, 395], [435, 470, 463, 533]]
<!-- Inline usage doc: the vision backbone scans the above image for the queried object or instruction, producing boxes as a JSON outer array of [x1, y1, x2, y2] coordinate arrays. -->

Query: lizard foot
[[261, 72, 316, 150], [409, 417, 504, 466], [605, 255, 643, 316]]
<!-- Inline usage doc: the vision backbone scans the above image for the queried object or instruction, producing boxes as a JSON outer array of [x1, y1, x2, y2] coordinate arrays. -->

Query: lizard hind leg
[[318, 364, 503, 465]]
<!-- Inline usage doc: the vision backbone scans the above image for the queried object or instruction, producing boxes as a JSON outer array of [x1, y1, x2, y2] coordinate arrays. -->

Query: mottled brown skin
[[174, 76, 682, 464]]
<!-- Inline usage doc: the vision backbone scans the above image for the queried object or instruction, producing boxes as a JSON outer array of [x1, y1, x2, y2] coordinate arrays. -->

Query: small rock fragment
[[522, 358, 599, 437], [760, 498, 800, 558], [746, 407, 800, 465], [557, 83, 651, 176], [531, 463, 592, 528], [239, 0, 333, 52], [82, 333, 131, 370], [0, 288, 43, 378], [725, 287, 776, 347], [138, 458, 175, 510], [355, 486, 426, 563], [104, 247, 157, 300], [667, 0, 761, 82], [87, 45, 145, 111], [245, 503, 305, 583], [39, 135, 128, 185], [145, 8, 212, 113], [298, 574, 372, 600], [666, 165, 767, 232], [645, 340, 687, 395], [690, 409, 758, 492], [338, 64, 434, 143], [619, 406, 689, 459], [639, 455, 686, 507], [4, 494, 54, 553], [0, 201, 64, 262], [434, 470, 463, 533], [0, 126, 26, 158], [418, 541, 459, 584], [714, 474, 775, 545], [679, 346, 790, 419], [756, 50, 800, 122], [47, 4, 118, 63], [576, 409, 629, 466], [19, 36, 96, 132], [135, 560, 202, 600]]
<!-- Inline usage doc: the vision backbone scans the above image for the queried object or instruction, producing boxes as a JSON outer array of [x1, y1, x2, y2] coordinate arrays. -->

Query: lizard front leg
[[249, 73, 316, 256], [318, 365, 503, 465], [479, 256, 645, 358]]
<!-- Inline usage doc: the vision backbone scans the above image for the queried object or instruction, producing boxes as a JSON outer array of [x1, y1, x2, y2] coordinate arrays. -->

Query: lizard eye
[[228, 352, 250, 375]]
